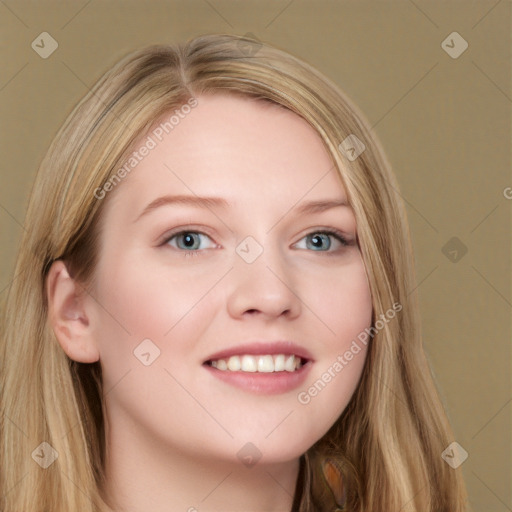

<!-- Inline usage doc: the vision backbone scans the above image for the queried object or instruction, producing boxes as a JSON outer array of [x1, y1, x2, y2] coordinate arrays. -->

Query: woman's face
[[89, 93, 372, 465]]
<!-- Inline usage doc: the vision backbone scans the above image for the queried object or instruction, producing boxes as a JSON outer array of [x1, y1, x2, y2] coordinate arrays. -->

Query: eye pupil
[[309, 233, 330, 250], [179, 233, 199, 249]]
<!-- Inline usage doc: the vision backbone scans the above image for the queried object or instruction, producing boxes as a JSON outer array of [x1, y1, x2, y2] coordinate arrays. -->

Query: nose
[[226, 245, 302, 321]]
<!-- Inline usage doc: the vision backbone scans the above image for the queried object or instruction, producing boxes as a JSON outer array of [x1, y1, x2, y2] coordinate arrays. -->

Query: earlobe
[[46, 260, 100, 363]]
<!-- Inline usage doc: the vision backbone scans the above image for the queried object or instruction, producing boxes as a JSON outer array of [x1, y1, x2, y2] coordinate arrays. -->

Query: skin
[[47, 93, 373, 511]]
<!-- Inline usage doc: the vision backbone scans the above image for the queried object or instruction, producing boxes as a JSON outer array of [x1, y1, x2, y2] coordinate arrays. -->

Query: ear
[[46, 260, 100, 363]]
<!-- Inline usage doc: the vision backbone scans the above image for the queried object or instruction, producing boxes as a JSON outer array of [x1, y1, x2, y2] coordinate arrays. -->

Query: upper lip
[[204, 341, 314, 363]]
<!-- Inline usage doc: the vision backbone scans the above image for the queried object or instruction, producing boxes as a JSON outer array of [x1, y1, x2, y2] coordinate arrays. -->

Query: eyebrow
[[134, 194, 350, 222]]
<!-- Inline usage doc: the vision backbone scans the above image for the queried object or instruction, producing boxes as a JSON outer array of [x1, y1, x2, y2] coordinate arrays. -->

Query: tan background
[[1, 1, 510, 509]]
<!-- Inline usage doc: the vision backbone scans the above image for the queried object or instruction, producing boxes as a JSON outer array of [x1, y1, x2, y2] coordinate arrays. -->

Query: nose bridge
[[226, 233, 301, 319]]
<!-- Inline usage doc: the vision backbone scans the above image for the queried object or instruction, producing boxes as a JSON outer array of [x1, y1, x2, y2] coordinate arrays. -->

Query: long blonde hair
[[0, 33, 467, 511]]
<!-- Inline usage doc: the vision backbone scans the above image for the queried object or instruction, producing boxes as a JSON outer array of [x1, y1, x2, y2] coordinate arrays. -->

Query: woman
[[0, 33, 468, 511]]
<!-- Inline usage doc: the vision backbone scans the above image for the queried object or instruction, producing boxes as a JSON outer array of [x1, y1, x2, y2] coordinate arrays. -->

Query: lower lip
[[203, 361, 312, 395]]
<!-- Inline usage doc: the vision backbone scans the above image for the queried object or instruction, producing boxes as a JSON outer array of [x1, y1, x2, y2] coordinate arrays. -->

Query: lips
[[202, 341, 314, 394]]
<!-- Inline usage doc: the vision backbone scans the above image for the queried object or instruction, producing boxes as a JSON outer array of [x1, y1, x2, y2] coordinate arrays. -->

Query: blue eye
[[296, 230, 350, 252], [164, 231, 215, 255]]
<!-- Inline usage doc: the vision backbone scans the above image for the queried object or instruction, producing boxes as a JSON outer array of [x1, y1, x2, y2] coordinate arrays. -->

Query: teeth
[[284, 355, 296, 372], [216, 359, 228, 371], [209, 354, 303, 373], [274, 354, 285, 371], [227, 356, 241, 371], [241, 355, 257, 372], [257, 355, 274, 373]]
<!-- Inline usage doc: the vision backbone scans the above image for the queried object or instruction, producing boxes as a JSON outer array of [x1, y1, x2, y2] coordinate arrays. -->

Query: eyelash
[[160, 228, 351, 258]]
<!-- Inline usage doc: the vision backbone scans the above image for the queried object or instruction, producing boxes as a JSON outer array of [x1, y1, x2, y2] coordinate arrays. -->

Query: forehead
[[104, 93, 348, 217]]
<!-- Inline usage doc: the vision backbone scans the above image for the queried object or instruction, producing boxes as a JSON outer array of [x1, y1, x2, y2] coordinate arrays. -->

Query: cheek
[[89, 253, 225, 385], [93, 252, 225, 337], [293, 255, 372, 424], [305, 254, 373, 349]]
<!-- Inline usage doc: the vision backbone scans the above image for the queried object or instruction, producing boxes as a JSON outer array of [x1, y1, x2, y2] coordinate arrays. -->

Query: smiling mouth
[[204, 354, 307, 373]]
